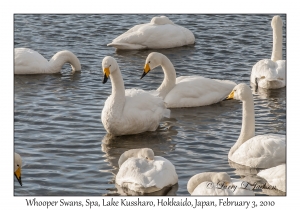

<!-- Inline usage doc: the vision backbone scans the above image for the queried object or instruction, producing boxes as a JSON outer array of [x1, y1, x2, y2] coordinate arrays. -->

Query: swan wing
[[250, 59, 286, 89], [257, 164, 286, 192], [164, 76, 236, 108], [230, 134, 286, 168], [14, 48, 49, 74], [116, 156, 178, 192]]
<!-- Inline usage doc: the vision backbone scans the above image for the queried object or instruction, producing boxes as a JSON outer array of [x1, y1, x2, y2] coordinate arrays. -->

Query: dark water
[[14, 14, 286, 196]]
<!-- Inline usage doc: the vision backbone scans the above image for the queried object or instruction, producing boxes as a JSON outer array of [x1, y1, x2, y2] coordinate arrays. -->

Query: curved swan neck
[[187, 172, 216, 194], [271, 20, 283, 62], [156, 54, 176, 98], [48, 50, 81, 73], [229, 95, 255, 157]]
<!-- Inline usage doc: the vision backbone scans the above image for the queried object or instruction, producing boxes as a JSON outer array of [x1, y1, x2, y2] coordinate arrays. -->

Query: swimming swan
[[187, 172, 254, 195], [14, 48, 81, 74], [116, 148, 178, 194], [107, 16, 195, 50], [141, 52, 236, 108], [101, 56, 170, 136], [250, 15, 286, 89], [226, 83, 285, 168], [257, 164, 286, 192], [14, 153, 22, 186]]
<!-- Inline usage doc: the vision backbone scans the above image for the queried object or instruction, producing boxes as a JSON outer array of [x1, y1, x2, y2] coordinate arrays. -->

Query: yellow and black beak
[[226, 90, 235, 100], [140, 63, 151, 79], [14, 167, 22, 186], [103, 67, 110, 84]]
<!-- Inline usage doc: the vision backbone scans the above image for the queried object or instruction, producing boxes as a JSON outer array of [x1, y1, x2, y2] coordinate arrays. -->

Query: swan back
[[118, 148, 155, 167], [116, 156, 178, 193], [14, 48, 49, 74], [257, 164, 286, 192], [107, 16, 195, 50]]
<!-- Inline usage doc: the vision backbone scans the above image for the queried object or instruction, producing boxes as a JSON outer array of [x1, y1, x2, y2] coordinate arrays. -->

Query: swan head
[[14, 153, 22, 186], [102, 56, 119, 84], [141, 52, 164, 79], [271, 15, 283, 29], [211, 172, 231, 185], [139, 148, 155, 161], [226, 83, 252, 102]]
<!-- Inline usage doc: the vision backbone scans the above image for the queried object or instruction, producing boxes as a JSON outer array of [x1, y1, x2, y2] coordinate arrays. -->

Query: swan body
[[227, 83, 285, 168], [257, 164, 286, 192], [101, 56, 170, 136], [141, 52, 236, 108], [116, 148, 178, 194], [187, 172, 254, 195], [107, 16, 195, 50], [14, 153, 22, 186], [14, 48, 81, 74], [250, 15, 286, 89]]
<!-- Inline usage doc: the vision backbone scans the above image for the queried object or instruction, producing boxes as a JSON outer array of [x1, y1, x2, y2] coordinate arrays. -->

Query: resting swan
[[14, 48, 81, 74], [250, 15, 286, 89], [116, 148, 178, 194], [187, 172, 254, 195], [101, 56, 170, 136], [141, 52, 236, 108], [107, 16, 195, 50], [14, 153, 22, 186], [257, 164, 286, 192], [226, 83, 285, 168]]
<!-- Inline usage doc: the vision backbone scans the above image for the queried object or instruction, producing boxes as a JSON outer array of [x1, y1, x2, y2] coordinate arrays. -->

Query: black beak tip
[[140, 71, 147, 79], [102, 75, 108, 84]]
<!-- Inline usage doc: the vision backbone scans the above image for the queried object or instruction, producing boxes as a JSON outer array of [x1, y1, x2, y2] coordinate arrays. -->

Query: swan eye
[[148, 61, 150, 63], [109, 65, 111, 67], [17, 164, 19, 167], [146, 157, 148, 159]]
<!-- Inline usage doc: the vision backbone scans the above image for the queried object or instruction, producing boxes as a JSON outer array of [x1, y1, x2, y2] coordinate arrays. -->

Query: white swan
[[250, 15, 286, 89], [187, 172, 254, 195], [107, 16, 195, 50], [226, 83, 285, 168], [101, 56, 170, 136], [141, 52, 236, 108], [14, 153, 22, 186], [116, 148, 178, 194], [14, 48, 81, 74], [257, 164, 286, 192]]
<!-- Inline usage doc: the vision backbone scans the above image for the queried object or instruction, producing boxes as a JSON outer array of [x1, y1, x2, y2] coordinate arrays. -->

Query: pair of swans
[[251, 15, 286, 89], [14, 48, 81, 74], [107, 16, 195, 50], [101, 53, 236, 136]]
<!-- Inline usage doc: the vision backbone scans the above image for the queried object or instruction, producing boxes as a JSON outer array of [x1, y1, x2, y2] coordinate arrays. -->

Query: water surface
[[14, 14, 286, 196]]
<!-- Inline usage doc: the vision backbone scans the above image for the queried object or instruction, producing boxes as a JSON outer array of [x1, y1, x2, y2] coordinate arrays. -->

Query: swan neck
[[187, 172, 216, 194], [48, 51, 81, 73], [109, 67, 126, 115], [271, 24, 283, 61], [156, 55, 176, 98], [229, 96, 255, 157]]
